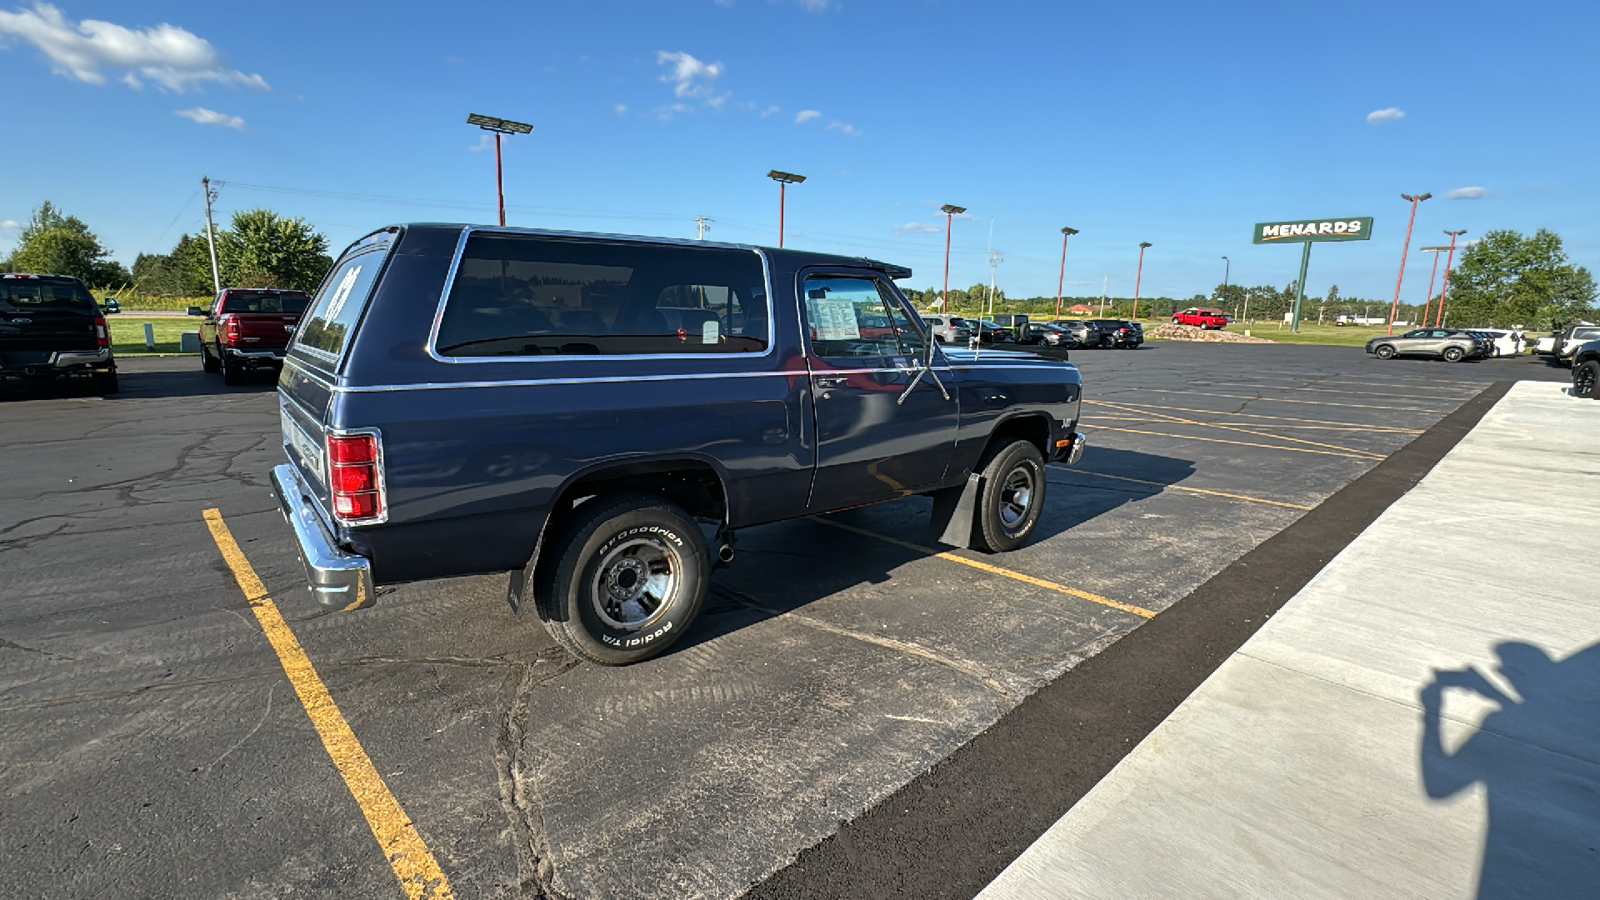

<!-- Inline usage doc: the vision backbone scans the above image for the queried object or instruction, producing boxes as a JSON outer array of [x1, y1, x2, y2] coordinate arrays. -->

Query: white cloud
[[894, 222, 942, 235], [1, 219, 19, 229], [794, 109, 821, 124], [654, 102, 692, 121], [614, 103, 627, 115], [1366, 107, 1405, 124], [656, 50, 727, 108], [468, 133, 493, 151], [795, 0, 832, 9], [175, 106, 244, 130], [1446, 186, 1487, 199], [826, 120, 861, 136], [759, 104, 779, 117], [0, 2, 268, 92]]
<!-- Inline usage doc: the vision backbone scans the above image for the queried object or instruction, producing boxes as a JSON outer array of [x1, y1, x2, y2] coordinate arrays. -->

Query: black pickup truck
[[271, 225, 1086, 664], [0, 273, 119, 394]]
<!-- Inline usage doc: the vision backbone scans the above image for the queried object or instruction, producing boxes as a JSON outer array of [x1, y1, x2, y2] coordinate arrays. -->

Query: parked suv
[[921, 313, 972, 344], [1087, 319, 1143, 349], [1571, 339, 1600, 398], [1365, 328, 1478, 362], [272, 225, 1087, 666], [1543, 324, 1600, 367], [192, 287, 311, 384], [1050, 320, 1101, 347], [0, 272, 119, 394]]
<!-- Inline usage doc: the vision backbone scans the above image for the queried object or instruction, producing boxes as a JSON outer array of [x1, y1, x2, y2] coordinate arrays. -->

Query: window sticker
[[701, 319, 720, 344], [809, 297, 861, 341]]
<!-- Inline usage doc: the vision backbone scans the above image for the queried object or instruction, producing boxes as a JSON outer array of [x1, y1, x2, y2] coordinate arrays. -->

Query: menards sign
[[1252, 217, 1374, 244]]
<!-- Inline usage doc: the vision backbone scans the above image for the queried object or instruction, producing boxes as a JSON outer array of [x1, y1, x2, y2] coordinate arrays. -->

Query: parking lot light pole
[[1131, 242, 1152, 320], [1417, 246, 1447, 329], [766, 170, 806, 248], [1386, 192, 1432, 335], [940, 204, 966, 313], [1056, 227, 1079, 320], [1221, 255, 1231, 315], [1436, 230, 1467, 327], [467, 113, 533, 227]]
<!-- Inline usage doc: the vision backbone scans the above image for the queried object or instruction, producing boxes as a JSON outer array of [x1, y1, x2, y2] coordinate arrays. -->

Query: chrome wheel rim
[[590, 536, 680, 630], [999, 465, 1036, 531]]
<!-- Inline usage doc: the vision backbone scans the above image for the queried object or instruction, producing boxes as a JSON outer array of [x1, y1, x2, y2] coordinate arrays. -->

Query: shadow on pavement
[[1420, 639, 1600, 898]]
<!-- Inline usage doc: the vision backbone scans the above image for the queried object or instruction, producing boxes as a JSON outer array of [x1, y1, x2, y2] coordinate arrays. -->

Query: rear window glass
[[435, 233, 769, 358], [0, 277, 94, 312], [220, 290, 310, 314], [294, 252, 384, 362]]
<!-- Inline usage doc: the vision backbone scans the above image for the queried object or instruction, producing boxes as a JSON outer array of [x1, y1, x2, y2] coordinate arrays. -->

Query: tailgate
[[0, 308, 97, 355], [231, 313, 301, 349]]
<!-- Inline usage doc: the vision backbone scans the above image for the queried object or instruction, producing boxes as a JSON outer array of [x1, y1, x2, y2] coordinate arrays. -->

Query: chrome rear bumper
[[270, 463, 375, 610]]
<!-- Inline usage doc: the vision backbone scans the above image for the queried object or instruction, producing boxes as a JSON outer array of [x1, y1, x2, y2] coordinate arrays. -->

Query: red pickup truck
[[1172, 307, 1229, 329], [192, 288, 310, 384]]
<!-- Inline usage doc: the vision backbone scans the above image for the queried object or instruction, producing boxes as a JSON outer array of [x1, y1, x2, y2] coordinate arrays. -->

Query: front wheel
[[973, 440, 1046, 553], [534, 493, 709, 665], [1442, 346, 1465, 363], [1574, 360, 1600, 399], [201, 343, 221, 373], [1374, 345, 1397, 360], [1100, 335, 1115, 349]]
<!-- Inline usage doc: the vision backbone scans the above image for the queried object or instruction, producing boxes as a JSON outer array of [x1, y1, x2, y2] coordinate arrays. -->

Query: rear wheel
[[1100, 335, 1115, 349], [220, 344, 243, 385], [94, 368, 118, 396], [973, 439, 1046, 553], [1374, 344, 1397, 360], [1442, 346, 1465, 363], [534, 493, 709, 665], [1574, 360, 1600, 399]]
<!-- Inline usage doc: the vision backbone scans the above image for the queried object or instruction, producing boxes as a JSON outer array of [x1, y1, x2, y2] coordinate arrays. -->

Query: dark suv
[[1087, 319, 1143, 349], [0, 273, 119, 394]]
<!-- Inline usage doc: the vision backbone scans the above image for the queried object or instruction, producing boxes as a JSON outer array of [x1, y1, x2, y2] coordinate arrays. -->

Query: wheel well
[[558, 460, 727, 524], [981, 415, 1051, 465]]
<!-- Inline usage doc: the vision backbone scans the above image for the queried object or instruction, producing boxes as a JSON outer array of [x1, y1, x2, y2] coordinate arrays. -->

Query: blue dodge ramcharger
[[271, 224, 1086, 664]]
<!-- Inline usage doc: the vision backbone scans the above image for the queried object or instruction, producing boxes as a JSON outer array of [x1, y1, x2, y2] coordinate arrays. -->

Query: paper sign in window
[[809, 298, 861, 340], [701, 319, 720, 344]]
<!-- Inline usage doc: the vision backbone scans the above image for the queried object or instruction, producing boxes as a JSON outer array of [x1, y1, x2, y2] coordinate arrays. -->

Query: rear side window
[[434, 233, 770, 358], [220, 290, 311, 314], [0, 277, 94, 312], [294, 252, 384, 362]]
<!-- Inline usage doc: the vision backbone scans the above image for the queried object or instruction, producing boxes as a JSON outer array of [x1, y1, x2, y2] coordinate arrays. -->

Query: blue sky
[[1, 0, 1594, 301]]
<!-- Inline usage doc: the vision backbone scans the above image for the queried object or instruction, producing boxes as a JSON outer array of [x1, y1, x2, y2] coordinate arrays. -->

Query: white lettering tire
[[535, 493, 709, 665]]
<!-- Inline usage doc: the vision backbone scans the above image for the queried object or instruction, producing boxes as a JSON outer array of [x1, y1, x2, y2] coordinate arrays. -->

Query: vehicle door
[[802, 270, 959, 509], [1425, 329, 1455, 353]]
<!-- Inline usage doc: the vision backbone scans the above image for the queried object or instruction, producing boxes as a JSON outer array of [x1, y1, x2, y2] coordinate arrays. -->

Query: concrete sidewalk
[[978, 381, 1600, 899]]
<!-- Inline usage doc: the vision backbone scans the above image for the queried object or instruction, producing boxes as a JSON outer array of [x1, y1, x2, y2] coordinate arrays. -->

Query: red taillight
[[224, 315, 241, 342], [327, 432, 383, 523], [93, 315, 109, 349]]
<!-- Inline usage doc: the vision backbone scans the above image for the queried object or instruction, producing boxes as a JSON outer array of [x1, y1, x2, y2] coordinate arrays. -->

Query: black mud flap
[[505, 535, 543, 618], [929, 472, 983, 549]]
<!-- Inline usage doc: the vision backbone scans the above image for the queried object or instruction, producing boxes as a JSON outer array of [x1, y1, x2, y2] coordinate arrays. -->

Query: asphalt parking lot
[[0, 344, 1571, 899]]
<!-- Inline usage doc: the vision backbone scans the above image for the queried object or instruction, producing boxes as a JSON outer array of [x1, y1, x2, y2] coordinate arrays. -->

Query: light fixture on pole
[[1417, 246, 1448, 328], [766, 170, 806, 248], [1436, 230, 1467, 327], [939, 204, 966, 313], [1055, 227, 1079, 320], [1385, 192, 1432, 335], [1131, 242, 1152, 320], [466, 113, 533, 227]]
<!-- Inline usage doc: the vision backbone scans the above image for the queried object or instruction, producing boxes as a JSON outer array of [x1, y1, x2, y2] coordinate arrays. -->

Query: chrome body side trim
[[270, 463, 376, 610]]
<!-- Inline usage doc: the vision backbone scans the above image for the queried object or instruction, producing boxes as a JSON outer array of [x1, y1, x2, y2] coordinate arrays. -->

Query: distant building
[[1067, 303, 1096, 314]]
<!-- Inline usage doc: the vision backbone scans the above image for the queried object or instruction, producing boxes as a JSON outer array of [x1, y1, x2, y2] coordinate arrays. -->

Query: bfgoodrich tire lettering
[[973, 439, 1046, 553], [534, 493, 709, 665]]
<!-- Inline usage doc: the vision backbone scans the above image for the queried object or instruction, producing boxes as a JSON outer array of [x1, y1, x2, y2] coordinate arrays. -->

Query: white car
[[1473, 328, 1525, 357]]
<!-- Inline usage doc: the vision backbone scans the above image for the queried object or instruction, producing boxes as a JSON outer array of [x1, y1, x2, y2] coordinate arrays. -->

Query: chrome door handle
[[815, 376, 849, 388]]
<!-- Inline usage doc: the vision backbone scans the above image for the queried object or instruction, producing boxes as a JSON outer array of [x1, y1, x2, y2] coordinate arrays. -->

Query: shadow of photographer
[[1421, 639, 1600, 898]]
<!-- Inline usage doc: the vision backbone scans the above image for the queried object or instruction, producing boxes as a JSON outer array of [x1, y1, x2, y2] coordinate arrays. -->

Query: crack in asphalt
[[0, 635, 76, 660], [492, 647, 581, 899]]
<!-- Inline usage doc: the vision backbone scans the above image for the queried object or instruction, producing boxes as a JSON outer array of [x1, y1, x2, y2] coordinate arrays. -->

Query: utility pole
[[1436, 229, 1467, 327], [1055, 226, 1079, 320], [1386, 192, 1432, 335], [986, 250, 1002, 317], [201, 176, 221, 293], [694, 216, 712, 240], [1100, 275, 1108, 314]]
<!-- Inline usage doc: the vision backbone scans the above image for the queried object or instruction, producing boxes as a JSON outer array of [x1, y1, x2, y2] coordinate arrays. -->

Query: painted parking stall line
[[202, 509, 454, 900], [1049, 470, 1315, 511]]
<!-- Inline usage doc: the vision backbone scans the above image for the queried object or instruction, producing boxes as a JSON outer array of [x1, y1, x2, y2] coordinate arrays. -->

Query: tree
[[215, 209, 332, 292], [4, 202, 129, 285], [1326, 284, 1340, 305], [1442, 229, 1596, 328]]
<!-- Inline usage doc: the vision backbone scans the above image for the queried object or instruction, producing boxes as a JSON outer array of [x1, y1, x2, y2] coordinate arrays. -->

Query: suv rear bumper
[[270, 463, 376, 610], [0, 347, 112, 375]]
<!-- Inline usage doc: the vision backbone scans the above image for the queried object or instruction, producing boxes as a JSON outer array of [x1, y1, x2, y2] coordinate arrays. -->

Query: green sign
[[1252, 217, 1374, 244]]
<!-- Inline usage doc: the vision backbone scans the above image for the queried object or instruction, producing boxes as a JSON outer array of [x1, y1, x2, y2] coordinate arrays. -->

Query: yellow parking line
[[203, 509, 453, 900], [1086, 425, 1384, 460], [1090, 399, 1380, 456], [1085, 400, 1425, 433], [810, 517, 1156, 619], [1053, 470, 1314, 510], [1127, 388, 1446, 413]]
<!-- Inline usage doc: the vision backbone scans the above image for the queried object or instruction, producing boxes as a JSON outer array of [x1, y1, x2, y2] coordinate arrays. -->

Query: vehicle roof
[[377, 223, 915, 280], [1, 272, 88, 283]]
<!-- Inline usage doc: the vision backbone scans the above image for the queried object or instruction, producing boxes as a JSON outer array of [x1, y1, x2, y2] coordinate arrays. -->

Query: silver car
[[1366, 328, 1477, 362], [1049, 320, 1101, 347], [921, 313, 973, 344]]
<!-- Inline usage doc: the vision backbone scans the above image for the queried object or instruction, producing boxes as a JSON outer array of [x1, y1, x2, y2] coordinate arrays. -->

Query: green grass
[[1218, 322, 1386, 346], [108, 317, 199, 355]]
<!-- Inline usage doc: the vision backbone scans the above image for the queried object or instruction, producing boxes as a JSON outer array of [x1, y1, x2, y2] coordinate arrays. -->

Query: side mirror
[[187, 306, 207, 316], [102, 298, 121, 314]]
